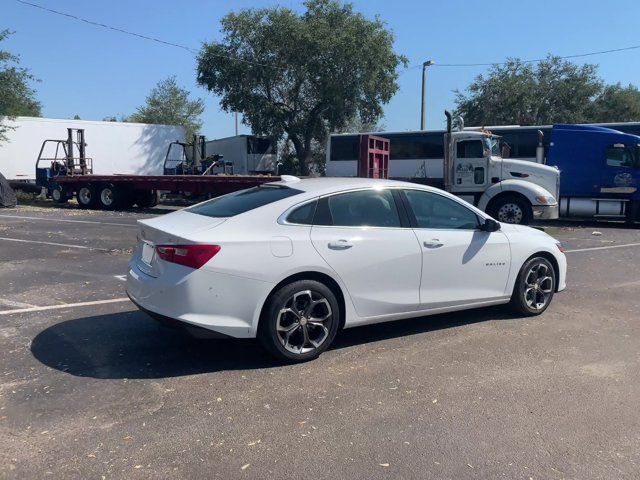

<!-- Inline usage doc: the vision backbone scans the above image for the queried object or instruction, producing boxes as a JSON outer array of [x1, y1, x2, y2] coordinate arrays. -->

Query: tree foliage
[[455, 56, 640, 126], [129, 76, 204, 139], [455, 56, 603, 126], [196, 0, 406, 175], [0, 29, 41, 144], [588, 83, 640, 123]]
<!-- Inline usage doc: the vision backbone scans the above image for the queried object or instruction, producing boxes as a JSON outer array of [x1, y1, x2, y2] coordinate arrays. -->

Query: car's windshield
[[188, 185, 301, 218]]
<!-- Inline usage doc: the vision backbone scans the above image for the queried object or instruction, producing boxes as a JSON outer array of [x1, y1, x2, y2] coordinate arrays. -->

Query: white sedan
[[127, 177, 566, 362]]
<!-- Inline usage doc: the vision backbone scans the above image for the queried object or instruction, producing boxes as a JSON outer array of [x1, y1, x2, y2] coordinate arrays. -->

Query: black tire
[[135, 190, 159, 208], [76, 184, 97, 209], [489, 194, 532, 225], [97, 183, 122, 210], [509, 256, 556, 316], [258, 280, 340, 363], [50, 186, 68, 204]]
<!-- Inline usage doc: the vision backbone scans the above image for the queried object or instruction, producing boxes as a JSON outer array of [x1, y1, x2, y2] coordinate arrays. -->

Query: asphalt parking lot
[[1, 204, 639, 479]]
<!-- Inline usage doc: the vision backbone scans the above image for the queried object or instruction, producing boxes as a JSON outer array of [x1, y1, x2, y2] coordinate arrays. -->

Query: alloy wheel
[[276, 290, 333, 354], [523, 262, 554, 310]]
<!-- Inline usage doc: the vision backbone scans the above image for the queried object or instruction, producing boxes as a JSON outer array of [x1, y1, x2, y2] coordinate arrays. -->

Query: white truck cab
[[443, 111, 560, 224]]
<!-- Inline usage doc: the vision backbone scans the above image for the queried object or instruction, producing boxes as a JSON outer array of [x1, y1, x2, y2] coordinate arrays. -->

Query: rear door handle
[[328, 240, 353, 250], [423, 239, 443, 249]]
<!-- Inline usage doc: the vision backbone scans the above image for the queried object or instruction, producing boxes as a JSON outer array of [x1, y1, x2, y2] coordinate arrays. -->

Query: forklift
[[35, 128, 92, 203], [162, 134, 225, 176]]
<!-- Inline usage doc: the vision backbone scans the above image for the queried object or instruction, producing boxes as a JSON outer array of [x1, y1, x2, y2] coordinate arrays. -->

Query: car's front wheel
[[258, 280, 340, 363], [510, 256, 556, 316]]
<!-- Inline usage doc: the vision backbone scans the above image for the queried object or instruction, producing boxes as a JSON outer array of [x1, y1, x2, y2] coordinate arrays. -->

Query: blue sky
[[4, 0, 640, 137]]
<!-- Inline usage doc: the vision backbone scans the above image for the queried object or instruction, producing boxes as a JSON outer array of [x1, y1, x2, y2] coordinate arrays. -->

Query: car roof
[[267, 176, 435, 196]]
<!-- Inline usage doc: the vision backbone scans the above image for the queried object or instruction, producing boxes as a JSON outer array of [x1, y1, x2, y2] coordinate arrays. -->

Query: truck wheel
[[51, 186, 68, 204], [489, 195, 532, 225], [77, 185, 97, 209], [135, 190, 159, 209], [97, 184, 122, 210]]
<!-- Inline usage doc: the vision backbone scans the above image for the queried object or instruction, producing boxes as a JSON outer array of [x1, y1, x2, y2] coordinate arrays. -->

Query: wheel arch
[[484, 190, 532, 213], [257, 271, 347, 331]]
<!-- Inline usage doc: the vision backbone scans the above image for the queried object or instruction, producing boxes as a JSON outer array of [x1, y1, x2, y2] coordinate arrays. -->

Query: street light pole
[[420, 60, 435, 130]]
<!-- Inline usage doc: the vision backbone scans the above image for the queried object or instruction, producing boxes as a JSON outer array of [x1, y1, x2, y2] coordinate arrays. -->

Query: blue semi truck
[[544, 124, 640, 222]]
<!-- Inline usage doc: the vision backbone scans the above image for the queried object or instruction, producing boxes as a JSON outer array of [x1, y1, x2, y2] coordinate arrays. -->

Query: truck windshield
[[484, 136, 501, 157]]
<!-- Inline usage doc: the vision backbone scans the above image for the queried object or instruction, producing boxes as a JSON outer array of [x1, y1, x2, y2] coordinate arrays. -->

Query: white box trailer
[[0, 116, 184, 180]]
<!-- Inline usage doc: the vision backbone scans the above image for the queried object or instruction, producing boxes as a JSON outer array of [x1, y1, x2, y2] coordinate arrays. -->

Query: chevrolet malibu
[[127, 177, 566, 363]]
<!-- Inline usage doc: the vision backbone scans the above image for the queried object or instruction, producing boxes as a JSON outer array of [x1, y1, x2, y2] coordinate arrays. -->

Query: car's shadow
[[31, 307, 518, 379]]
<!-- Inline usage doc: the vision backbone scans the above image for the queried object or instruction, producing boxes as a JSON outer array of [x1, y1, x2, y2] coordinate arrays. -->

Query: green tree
[[129, 76, 204, 139], [0, 29, 41, 144], [454, 56, 602, 126], [589, 83, 640, 123], [196, 0, 406, 175]]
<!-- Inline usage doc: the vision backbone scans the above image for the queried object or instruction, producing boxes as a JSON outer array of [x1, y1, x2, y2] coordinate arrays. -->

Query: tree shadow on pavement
[[31, 306, 518, 380]]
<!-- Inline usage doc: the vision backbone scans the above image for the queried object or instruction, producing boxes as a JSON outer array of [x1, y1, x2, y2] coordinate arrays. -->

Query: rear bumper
[[126, 252, 274, 339], [533, 204, 559, 220], [128, 293, 232, 339]]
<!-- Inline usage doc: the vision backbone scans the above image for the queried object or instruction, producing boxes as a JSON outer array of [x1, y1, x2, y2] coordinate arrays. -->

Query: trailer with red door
[[34, 128, 279, 210]]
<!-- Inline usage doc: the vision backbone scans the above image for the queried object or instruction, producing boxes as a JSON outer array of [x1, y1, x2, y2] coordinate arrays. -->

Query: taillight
[[156, 244, 221, 269], [555, 242, 565, 253]]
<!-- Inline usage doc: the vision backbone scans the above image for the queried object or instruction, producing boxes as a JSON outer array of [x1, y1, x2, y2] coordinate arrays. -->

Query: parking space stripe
[[565, 242, 640, 253], [0, 299, 36, 309], [0, 214, 137, 227], [0, 298, 131, 315], [0, 236, 110, 252]]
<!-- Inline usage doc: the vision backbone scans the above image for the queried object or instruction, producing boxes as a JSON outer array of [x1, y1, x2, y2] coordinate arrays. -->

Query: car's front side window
[[403, 189, 480, 230], [315, 189, 401, 228]]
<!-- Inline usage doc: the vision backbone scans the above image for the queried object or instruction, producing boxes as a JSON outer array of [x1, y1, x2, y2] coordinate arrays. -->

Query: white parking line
[[0, 299, 36, 309], [0, 236, 110, 252], [0, 298, 131, 316], [565, 242, 640, 253], [0, 214, 137, 227]]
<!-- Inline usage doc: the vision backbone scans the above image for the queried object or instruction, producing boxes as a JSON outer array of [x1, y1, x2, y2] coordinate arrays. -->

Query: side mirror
[[481, 218, 501, 232]]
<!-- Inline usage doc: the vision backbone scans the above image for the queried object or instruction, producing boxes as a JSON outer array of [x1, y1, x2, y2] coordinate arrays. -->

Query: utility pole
[[234, 112, 239, 136], [420, 60, 435, 130]]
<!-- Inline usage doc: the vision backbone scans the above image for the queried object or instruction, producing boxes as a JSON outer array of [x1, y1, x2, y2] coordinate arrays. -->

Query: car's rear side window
[[285, 200, 317, 225], [188, 186, 301, 218]]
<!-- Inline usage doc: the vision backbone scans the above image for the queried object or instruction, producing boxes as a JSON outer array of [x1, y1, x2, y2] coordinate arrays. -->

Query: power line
[[13, 0, 283, 70], [14, 0, 640, 75], [15, 0, 198, 54], [402, 44, 640, 71]]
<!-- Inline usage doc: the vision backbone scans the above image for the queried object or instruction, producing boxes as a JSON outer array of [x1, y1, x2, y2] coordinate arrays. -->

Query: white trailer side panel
[[0, 117, 184, 180]]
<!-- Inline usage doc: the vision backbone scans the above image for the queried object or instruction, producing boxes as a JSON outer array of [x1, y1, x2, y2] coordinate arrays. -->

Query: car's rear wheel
[[258, 280, 340, 363], [510, 256, 556, 316]]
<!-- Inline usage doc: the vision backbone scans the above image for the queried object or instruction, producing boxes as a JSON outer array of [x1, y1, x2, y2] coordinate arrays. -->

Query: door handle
[[328, 239, 353, 250], [423, 239, 443, 249]]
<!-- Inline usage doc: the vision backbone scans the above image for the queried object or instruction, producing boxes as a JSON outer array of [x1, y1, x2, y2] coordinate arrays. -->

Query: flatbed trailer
[[32, 127, 280, 210], [52, 174, 280, 210]]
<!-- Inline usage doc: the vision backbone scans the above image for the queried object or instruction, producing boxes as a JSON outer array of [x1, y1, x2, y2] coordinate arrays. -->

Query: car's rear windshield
[[188, 185, 302, 218]]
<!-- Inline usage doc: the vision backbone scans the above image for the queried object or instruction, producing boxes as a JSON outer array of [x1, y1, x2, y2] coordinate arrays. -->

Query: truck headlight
[[535, 195, 557, 205]]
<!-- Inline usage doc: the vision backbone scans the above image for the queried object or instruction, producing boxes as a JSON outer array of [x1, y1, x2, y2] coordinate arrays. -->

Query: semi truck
[[328, 120, 640, 223], [542, 124, 640, 222], [328, 112, 561, 225]]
